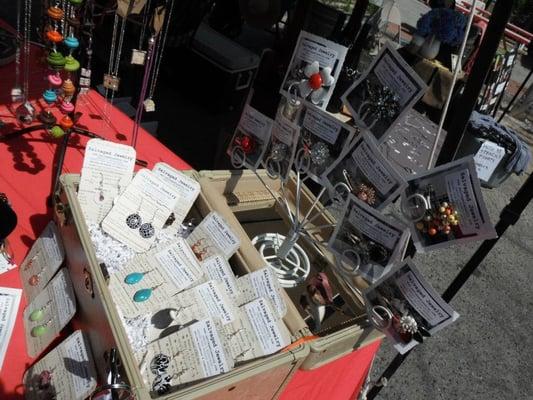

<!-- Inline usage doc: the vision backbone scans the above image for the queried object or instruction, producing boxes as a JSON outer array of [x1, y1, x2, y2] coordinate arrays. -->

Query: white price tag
[[474, 141, 505, 182]]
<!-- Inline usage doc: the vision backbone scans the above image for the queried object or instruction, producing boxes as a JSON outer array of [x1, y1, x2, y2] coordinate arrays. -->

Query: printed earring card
[[400, 157, 497, 252], [364, 259, 459, 354], [263, 113, 300, 182], [143, 319, 234, 395], [227, 104, 274, 170], [78, 139, 136, 224], [280, 31, 347, 110], [186, 211, 240, 261], [236, 267, 287, 319], [23, 268, 77, 357], [23, 330, 97, 400], [322, 131, 407, 210], [20, 221, 65, 302], [152, 163, 201, 227], [201, 255, 241, 300], [341, 42, 427, 142], [218, 298, 291, 364], [294, 103, 356, 183], [102, 169, 180, 253], [328, 195, 410, 283]]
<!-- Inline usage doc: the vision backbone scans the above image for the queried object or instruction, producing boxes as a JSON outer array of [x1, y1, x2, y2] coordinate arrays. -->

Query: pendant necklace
[[79, 0, 95, 94], [144, 0, 175, 113], [15, 0, 35, 124], [131, 0, 152, 66]]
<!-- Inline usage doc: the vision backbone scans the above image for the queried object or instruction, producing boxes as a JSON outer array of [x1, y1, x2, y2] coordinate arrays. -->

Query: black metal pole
[[366, 173, 533, 400], [497, 68, 533, 123], [436, 0, 515, 166]]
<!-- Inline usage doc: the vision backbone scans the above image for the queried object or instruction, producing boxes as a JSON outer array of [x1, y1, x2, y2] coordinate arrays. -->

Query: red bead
[[46, 30, 63, 43], [236, 135, 255, 154], [428, 228, 437, 236], [309, 73, 323, 90]]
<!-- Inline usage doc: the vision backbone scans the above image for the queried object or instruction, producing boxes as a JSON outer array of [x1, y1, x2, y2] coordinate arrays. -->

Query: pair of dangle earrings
[[126, 200, 158, 239], [123, 269, 162, 303]]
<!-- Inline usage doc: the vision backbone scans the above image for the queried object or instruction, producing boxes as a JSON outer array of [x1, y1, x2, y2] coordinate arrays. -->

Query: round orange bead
[[62, 79, 76, 97], [47, 6, 64, 20], [59, 115, 74, 130], [428, 227, 437, 236], [46, 30, 64, 43]]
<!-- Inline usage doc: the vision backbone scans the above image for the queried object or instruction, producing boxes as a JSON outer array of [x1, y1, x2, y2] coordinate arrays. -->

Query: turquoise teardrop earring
[[133, 284, 162, 303], [29, 301, 53, 322], [124, 270, 153, 285], [31, 318, 53, 337]]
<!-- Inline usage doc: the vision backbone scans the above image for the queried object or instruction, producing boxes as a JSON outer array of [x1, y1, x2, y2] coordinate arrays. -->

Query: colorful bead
[[31, 324, 48, 337], [43, 89, 57, 104], [46, 30, 63, 43], [47, 73, 62, 86], [47, 6, 64, 20], [59, 115, 74, 130], [47, 51, 66, 69], [64, 36, 79, 50], [29, 308, 45, 322], [133, 288, 153, 302], [29, 275, 40, 286], [60, 101, 75, 114], [235, 135, 255, 154], [68, 0, 83, 5], [62, 79, 76, 97], [38, 370, 53, 390], [50, 126, 65, 138], [64, 55, 80, 72], [309, 73, 323, 90]]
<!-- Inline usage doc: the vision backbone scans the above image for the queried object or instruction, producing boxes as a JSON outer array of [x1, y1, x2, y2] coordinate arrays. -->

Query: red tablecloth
[[0, 27, 380, 399]]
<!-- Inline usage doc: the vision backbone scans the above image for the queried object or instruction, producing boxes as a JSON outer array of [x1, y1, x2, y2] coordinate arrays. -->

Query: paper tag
[[239, 105, 274, 142], [347, 206, 400, 250], [474, 141, 505, 182], [297, 37, 338, 69], [445, 168, 484, 236], [201, 255, 240, 299], [0, 287, 22, 371], [374, 53, 419, 106], [81, 68, 91, 78], [154, 239, 204, 291], [302, 107, 342, 145], [20, 221, 65, 303], [152, 163, 201, 226], [187, 212, 240, 260], [190, 319, 232, 377], [272, 117, 298, 146], [244, 298, 290, 355], [237, 268, 287, 318], [352, 141, 396, 195], [194, 281, 236, 325], [24, 268, 77, 358], [78, 139, 136, 224], [102, 169, 180, 252], [23, 331, 97, 400]]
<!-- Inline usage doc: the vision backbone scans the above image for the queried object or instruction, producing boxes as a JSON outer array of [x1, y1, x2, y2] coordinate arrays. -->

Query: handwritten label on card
[[474, 141, 505, 182]]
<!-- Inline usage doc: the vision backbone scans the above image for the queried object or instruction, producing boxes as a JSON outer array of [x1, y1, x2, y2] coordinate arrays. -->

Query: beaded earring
[[31, 318, 53, 337], [133, 283, 162, 302], [94, 173, 105, 203], [124, 269, 153, 285], [28, 267, 44, 286], [29, 300, 53, 322]]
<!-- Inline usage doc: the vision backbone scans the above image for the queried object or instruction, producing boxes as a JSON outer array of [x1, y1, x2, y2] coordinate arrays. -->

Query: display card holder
[[364, 259, 459, 354], [23, 330, 98, 400], [152, 162, 201, 228], [23, 268, 77, 357], [322, 131, 407, 210], [102, 169, 180, 253], [19, 221, 65, 302], [328, 195, 411, 283], [143, 319, 234, 395], [263, 114, 300, 182], [186, 211, 240, 261], [78, 139, 136, 224], [217, 298, 291, 364], [401, 157, 497, 252], [200, 255, 241, 300], [236, 267, 287, 319]]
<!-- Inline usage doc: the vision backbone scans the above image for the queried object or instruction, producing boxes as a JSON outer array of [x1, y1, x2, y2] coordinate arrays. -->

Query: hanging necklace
[[15, 0, 35, 124], [130, 0, 152, 66], [79, 0, 95, 94], [132, 34, 157, 147], [143, 0, 174, 113], [11, 0, 23, 102]]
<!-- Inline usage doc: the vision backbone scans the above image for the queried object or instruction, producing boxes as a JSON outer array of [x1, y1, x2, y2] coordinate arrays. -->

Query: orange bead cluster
[[416, 202, 459, 236]]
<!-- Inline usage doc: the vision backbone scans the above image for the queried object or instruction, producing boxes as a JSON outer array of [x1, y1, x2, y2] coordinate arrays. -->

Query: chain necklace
[[11, 0, 23, 102], [144, 0, 174, 112]]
